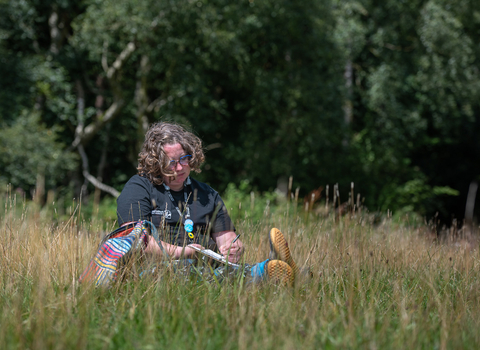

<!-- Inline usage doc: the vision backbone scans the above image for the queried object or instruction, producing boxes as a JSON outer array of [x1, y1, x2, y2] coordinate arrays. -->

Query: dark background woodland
[[1, 0, 479, 226]]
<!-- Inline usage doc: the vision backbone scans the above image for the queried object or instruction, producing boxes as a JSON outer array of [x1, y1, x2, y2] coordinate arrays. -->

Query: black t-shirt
[[116, 175, 235, 249]]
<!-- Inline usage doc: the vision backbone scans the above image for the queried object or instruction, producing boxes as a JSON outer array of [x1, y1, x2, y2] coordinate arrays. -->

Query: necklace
[[163, 177, 195, 240]]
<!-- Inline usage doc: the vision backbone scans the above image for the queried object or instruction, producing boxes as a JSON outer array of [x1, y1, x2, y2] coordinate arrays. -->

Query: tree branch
[[77, 144, 120, 198], [146, 96, 167, 113], [102, 41, 109, 73], [82, 170, 120, 198], [72, 41, 136, 148], [106, 41, 136, 79]]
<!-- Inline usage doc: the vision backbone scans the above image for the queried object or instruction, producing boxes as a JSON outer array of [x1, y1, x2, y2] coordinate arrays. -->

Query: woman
[[116, 122, 297, 284]]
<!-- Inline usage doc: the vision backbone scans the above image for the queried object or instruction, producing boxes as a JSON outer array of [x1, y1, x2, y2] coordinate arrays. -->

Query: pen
[[231, 233, 242, 244]]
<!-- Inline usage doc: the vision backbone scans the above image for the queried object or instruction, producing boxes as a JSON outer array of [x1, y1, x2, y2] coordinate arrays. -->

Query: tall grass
[[2, 191, 480, 349]]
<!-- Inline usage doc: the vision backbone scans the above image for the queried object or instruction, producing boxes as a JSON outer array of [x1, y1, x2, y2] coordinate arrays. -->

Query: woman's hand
[[212, 231, 245, 264], [218, 240, 244, 264]]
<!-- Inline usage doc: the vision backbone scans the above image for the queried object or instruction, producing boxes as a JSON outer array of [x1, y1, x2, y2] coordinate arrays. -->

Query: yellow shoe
[[269, 228, 299, 276], [266, 260, 294, 287]]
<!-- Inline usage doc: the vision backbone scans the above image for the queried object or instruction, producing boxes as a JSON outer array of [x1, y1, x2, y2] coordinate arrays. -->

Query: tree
[[2, 0, 480, 224], [333, 0, 480, 221], [70, 0, 345, 193]]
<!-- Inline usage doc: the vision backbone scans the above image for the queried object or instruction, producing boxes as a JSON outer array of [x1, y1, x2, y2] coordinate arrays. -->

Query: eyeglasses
[[167, 155, 192, 169]]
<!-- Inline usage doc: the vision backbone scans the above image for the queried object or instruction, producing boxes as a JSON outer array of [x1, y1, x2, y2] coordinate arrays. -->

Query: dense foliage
[[1, 0, 479, 224]]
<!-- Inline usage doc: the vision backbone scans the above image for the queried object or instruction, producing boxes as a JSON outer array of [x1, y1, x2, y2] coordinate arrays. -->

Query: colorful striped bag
[[79, 220, 158, 286]]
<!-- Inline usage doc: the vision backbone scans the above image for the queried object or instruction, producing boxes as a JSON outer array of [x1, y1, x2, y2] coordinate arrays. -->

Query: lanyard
[[163, 177, 194, 237], [163, 184, 190, 218]]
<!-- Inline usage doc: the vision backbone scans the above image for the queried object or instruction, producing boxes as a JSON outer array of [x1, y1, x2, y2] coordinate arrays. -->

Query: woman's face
[[162, 143, 191, 191]]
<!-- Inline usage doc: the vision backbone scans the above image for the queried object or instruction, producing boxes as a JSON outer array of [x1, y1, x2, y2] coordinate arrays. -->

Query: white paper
[[187, 245, 241, 267]]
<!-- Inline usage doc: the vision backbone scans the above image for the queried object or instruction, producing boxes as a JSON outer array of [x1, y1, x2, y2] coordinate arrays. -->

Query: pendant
[[185, 219, 194, 239]]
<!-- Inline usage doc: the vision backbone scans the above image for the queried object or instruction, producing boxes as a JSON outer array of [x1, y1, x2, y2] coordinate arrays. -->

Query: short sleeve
[[116, 175, 153, 225], [211, 192, 235, 233]]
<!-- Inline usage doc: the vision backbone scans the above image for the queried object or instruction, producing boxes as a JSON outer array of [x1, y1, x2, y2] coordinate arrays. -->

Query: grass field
[[2, 193, 480, 349]]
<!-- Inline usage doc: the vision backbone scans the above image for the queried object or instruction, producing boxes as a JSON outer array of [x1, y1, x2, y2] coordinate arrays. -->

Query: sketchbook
[[187, 245, 241, 268]]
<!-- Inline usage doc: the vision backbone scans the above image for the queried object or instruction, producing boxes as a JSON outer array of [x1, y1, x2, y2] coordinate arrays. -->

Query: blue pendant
[[185, 219, 194, 236]]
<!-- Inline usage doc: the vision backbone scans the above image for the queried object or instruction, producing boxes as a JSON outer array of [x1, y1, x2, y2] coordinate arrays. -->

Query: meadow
[[1, 191, 480, 350]]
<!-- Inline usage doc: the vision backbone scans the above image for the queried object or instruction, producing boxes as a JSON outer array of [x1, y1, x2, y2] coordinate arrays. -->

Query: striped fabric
[[79, 221, 152, 286]]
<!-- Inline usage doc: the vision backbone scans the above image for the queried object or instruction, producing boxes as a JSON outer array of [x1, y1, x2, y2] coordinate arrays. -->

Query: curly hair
[[137, 122, 205, 185]]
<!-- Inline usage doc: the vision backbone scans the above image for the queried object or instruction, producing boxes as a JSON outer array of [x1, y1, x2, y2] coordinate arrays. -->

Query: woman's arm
[[144, 235, 203, 259], [212, 230, 244, 263]]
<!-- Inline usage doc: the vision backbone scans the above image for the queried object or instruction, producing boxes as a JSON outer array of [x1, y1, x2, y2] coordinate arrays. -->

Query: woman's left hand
[[218, 240, 244, 263]]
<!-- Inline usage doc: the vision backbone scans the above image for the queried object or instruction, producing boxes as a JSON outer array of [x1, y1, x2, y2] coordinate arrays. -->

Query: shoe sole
[[267, 260, 294, 287], [269, 228, 299, 275]]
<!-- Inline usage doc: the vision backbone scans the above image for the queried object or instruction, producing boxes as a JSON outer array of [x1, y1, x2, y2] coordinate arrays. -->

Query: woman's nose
[[175, 161, 183, 170]]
